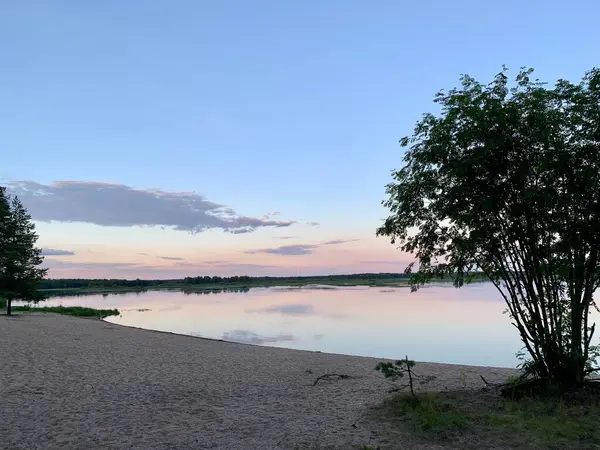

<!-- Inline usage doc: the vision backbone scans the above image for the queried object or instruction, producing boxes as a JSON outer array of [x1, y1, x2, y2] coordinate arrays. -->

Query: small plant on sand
[[375, 355, 435, 395]]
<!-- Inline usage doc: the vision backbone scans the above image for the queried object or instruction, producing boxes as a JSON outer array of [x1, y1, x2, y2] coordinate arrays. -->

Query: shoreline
[[39, 278, 493, 298], [102, 314, 516, 371], [1, 313, 517, 449]]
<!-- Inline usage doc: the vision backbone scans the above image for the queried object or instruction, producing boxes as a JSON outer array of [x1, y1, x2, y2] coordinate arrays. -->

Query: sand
[[0, 314, 517, 449]]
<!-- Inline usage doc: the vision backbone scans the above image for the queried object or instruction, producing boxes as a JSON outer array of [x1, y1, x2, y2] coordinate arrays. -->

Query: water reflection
[[247, 303, 316, 316], [182, 287, 251, 295], [22, 283, 595, 368], [222, 330, 295, 345]]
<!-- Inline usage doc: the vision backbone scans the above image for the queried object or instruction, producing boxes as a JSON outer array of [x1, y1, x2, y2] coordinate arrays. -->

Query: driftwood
[[312, 373, 353, 386]]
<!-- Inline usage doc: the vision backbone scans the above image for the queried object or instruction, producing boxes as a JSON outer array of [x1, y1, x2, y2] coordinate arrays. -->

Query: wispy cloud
[[41, 248, 75, 256], [360, 260, 407, 264], [157, 256, 184, 261], [260, 211, 281, 220], [273, 236, 295, 240], [249, 244, 316, 256], [306, 221, 320, 226], [245, 239, 359, 256], [322, 239, 359, 245], [6, 180, 298, 234]]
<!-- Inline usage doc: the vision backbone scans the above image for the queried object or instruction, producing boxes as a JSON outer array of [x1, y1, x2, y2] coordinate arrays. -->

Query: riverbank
[[0, 313, 514, 449], [39, 276, 492, 298], [39, 277, 413, 297]]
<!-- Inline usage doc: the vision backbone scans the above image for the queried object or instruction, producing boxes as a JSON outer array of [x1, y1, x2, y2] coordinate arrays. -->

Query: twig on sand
[[480, 374, 509, 390], [312, 373, 353, 386]]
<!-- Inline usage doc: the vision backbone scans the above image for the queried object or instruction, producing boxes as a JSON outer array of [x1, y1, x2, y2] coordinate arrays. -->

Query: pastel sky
[[2, 0, 598, 279]]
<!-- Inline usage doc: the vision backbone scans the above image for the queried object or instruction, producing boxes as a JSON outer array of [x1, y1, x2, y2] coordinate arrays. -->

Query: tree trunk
[[6, 298, 12, 316]]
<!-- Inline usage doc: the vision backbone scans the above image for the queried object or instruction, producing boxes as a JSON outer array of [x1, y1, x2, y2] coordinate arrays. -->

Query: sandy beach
[[0, 314, 516, 449]]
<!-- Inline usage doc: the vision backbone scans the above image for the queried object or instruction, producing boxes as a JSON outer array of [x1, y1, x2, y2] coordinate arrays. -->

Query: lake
[[27, 282, 561, 368]]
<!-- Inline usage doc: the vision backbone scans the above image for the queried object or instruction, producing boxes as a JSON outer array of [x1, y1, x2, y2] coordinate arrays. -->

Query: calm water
[[26, 283, 556, 368]]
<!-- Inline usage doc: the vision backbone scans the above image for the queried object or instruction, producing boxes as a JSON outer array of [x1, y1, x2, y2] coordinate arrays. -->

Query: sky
[[2, 0, 599, 279]]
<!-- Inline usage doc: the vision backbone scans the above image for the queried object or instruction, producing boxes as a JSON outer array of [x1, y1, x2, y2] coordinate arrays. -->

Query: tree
[[0, 187, 47, 315], [377, 67, 600, 388]]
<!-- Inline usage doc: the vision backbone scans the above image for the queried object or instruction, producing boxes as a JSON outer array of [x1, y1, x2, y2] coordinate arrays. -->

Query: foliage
[[375, 356, 435, 395], [0, 187, 47, 315], [376, 357, 416, 381], [377, 66, 600, 387], [9, 305, 120, 318]]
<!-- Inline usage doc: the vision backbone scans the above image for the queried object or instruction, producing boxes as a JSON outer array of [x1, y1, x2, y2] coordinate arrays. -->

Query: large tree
[[0, 187, 47, 315], [377, 67, 600, 387]]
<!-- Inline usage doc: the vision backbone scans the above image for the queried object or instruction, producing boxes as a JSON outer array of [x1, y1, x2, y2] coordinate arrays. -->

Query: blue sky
[[2, 0, 599, 278]]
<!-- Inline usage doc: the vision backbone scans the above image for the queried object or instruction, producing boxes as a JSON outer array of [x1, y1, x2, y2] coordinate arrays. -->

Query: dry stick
[[405, 355, 415, 395], [480, 374, 510, 389], [312, 373, 352, 386]]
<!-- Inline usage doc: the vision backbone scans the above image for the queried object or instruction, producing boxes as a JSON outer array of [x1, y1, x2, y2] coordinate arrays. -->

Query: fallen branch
[[312, 373, 352, 386], [480, 374, 509, 389]]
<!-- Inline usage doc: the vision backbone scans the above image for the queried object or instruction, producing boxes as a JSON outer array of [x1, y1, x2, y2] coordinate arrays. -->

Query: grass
[[376, 387, 600, 449], [5, 305, 120, 318]]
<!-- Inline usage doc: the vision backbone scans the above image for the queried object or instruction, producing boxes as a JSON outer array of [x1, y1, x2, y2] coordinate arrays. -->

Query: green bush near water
[[6, 305, 120, 318]]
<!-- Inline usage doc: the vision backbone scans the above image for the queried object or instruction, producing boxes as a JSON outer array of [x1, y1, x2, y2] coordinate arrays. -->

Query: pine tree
[[0, 187, 47, 315]]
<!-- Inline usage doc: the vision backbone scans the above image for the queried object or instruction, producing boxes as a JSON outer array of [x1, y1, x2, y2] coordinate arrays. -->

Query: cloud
[[322, 239, 359, 245], [273, 236, 295, 240], [6, 180, 297, 234], [245, 238, 359, 256], [247, 303, 316, 316], [41, 248, 75, 256], [250, 244, 315, 256], [136, 252, 148, 256], [221, 330, 294, 345], [157, 256, 184, 261], [306, 221, 320, 226], [359, 260, 407, 264], [261, 211, 281, 220]]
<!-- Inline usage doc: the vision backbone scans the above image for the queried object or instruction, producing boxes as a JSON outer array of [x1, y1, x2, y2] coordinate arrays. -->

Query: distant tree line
[[38, 273, 412, 290]]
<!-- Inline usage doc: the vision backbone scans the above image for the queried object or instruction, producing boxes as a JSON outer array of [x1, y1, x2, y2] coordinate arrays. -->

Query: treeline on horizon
[[38, 272, 415, 290]]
